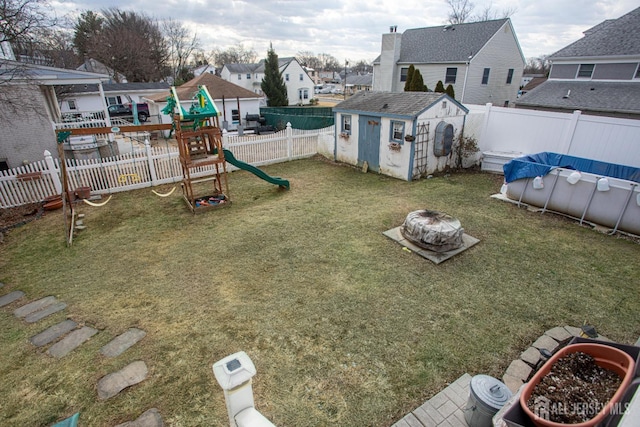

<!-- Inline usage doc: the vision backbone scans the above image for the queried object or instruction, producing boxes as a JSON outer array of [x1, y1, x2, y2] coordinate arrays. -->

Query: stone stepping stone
[[47, 326, 98, 358], [0, 290, 25, 307], [101, 328, 146, 358], [97, 360, 148, 400], [14, 296, 57, 318], [114, 408, 163, 427], [24, 302, 67, 323], [30, 320, 78, 347]]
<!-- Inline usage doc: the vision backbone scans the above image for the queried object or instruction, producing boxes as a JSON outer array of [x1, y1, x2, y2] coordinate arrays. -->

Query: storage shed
[[333, 92, 469, 181]]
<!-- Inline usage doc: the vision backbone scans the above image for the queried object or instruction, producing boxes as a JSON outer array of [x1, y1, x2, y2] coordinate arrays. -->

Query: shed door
[[358, 115, 381, 172]]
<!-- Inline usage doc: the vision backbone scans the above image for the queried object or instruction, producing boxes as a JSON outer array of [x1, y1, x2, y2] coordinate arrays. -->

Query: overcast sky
[[50, 0, 638, 64]]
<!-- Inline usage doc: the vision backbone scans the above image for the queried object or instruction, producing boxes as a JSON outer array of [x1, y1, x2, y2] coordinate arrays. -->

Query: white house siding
[[282, 61, 315, 105], [59, 90, 169, 114], [0, 85, 56, 167], [462, 22, 524, 106], [150, 98, 262, 131]]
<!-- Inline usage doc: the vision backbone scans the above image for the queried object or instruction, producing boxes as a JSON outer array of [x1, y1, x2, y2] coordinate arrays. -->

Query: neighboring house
[[332, 91, 468, 181], [516, 6, 640, 119], [77, 58, 127, 83], [345, 73, 373, 95], [0, 60, 109, 168], [58, 82, 171, 117], [145, 72, 264, 131], [518, 77, 547, 97], [372, 20, 525, 106], [220, 57, 316, 105], [193, 64, 217, 77]]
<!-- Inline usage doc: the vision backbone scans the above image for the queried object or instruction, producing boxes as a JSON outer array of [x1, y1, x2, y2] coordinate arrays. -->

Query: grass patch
[[0, 157, 638, 426]]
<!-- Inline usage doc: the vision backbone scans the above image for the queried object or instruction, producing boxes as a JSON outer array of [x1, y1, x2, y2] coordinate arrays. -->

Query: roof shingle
[[333, 91, 467, 117]]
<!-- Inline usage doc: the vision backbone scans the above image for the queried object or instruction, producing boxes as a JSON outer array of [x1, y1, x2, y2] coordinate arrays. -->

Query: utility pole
[[344, 60, 348, 100]]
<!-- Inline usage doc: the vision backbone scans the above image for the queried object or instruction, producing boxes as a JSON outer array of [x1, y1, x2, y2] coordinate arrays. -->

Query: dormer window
[[577, 64, 595, 78]]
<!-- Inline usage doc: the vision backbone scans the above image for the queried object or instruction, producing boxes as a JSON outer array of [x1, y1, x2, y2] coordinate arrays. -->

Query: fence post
[[478, 103, 493, 151], [559, 110, 582, 155], [44, 150, 63, 194], [144, 138, 158, 186], [286, 122, 292, 159]]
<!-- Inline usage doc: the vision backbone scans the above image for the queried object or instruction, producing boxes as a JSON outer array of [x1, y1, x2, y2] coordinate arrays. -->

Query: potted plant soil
[[520, 343, 635, 427]]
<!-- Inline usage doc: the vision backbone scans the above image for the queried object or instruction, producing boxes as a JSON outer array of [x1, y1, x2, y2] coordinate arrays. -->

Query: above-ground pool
[[503, 152, 640, 235]]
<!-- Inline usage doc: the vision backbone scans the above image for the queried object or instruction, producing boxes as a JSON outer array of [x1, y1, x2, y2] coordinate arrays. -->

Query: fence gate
[[413, 122, 430, 179]]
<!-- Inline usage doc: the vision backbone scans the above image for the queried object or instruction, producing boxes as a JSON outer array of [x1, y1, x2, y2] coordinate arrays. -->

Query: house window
[[635, 64, 640, 78], [400, 67, 409, 82], [482, 68, 490, 84], [577, 64, 595, 78], [67, 100, 77, 110], [255, 73, 259, 79], [246, 73, 251, 79], [506, 68, 514, 84], [299, 73, 303, 81], [105, 96, 122, 106], [298, 88, 309, 100], [341, 114, 351, 134], [237, 74, 241, 80], [285, 73, 289, 81], [390, 121, 404, 142], [434, 121, 454, 157], [445, 68, 457, 84]]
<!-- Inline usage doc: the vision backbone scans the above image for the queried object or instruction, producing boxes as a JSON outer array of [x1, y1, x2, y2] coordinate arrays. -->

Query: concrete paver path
[[30, 320, 78, 347], [47, 326, 98, 358], [0, 291, 25, 307], [14, 296, 58, 318], [101, 328, 146, 358], [98, 361, 148, 400]]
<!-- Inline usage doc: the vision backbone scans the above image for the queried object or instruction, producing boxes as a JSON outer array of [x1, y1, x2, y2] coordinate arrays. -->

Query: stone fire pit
[[401, 210, 464, 253], [383, 209, 480, 264]]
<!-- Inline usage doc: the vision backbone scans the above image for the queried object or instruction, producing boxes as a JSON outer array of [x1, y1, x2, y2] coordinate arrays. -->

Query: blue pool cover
[[503, 152, 640, 184]]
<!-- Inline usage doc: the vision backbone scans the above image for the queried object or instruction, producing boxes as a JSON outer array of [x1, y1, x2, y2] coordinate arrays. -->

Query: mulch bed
[[526, 351, 622, 423], [0, 203, 45, 233]]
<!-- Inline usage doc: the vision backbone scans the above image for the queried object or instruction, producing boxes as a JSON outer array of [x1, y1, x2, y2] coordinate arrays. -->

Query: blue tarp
[[503, 152, 640, 184]]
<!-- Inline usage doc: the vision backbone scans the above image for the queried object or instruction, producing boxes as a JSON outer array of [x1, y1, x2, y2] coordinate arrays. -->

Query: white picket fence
[[0, 124, 334, 208]]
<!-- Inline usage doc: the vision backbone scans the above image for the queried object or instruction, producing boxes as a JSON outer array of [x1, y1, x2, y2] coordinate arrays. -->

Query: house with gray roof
[[516, 6, 640, 119], [332, 91, 468, 180], [220, 57, 316, 106], [373, 20, 525, 106]]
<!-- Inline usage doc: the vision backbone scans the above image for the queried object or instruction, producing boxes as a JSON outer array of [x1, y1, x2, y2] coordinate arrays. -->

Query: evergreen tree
[[403, 64, 415, 91], [435, 80, 445, 93], [409, 69, 428, 92], [261, 44, 289, 106], [445, 84, 455, 99]]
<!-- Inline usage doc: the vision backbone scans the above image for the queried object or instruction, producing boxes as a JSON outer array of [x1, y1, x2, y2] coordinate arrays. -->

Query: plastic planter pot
[[520, 343, 635, 427]]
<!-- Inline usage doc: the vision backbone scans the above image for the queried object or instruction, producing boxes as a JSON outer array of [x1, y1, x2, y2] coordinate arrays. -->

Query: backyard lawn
[[0, 157, 638, 427]]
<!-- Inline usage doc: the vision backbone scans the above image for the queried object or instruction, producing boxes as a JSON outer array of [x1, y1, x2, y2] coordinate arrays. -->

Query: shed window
[[68, 100, 77, 110], [400, 67, 408, 82], [482, 68, 490, 84], [434, 121, 454, 157], [577, 64, 595, 78], [341, 114, 351, 133], [445, 68, 457, 84], [390, 121, 404, 142], [506, 68, 514, 84], [285, 73, 289, 81]]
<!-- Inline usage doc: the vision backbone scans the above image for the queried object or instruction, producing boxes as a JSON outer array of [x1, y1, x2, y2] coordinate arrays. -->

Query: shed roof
[[0, 60, 109, 85], [146, 72, 262, 103], [65, 82, 170, 94], [550, 7, 640, 58], [333, 91, 468, 117], [515, 80, 640, 115]]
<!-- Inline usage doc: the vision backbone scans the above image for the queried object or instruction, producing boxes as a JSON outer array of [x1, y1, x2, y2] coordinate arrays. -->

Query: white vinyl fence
[[1, 124, 334, 208]]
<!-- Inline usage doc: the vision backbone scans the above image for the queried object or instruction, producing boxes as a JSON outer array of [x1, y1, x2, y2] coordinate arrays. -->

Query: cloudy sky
[[51, 0, 638, 63]]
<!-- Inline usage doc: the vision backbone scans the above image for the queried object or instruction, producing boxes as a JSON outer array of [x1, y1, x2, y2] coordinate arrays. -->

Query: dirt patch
[[526, 351, 622, 423], [0, 203, 44, 233]]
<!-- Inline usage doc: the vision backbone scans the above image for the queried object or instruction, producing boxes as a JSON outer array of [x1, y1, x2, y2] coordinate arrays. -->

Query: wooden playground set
[[54, 85, 290, 245]]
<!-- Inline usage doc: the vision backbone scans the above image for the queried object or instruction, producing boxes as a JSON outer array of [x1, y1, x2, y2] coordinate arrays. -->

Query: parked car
[[318, 85, 334, 94], [108, 103, 149, 122]]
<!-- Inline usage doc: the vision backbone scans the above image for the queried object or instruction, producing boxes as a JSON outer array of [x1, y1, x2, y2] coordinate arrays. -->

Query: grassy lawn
[[0, 157, 638, 427]]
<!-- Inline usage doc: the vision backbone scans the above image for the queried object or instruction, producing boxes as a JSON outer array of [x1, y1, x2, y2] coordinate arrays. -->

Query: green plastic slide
[[223, 149, 290, 189]]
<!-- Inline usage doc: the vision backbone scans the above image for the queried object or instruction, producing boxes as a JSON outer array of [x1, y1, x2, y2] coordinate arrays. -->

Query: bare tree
[[74, 8, 169, 82], [446, 0, 515, 24], [211, 44, 257, 68], [296, 50, 322, 70], [317, 53, 340, 71], [446, 0, 474, 24], [163, 18, 199, 84], [524, 55, 551, 75], [0, 0, 55, 47]]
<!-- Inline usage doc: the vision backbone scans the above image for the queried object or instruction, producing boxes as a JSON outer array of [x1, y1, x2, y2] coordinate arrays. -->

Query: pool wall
[[503, 153, 640, 235]]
